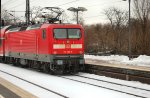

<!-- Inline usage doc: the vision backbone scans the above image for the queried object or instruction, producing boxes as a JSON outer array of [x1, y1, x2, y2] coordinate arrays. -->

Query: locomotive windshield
[[54, 29, 67, 39], [54, 29, 81, 39]]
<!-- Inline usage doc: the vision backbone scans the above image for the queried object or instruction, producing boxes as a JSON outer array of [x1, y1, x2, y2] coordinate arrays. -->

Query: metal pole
[[28, 0, 30, 24], [67, 7, 87, 24], [14, 11, 16, 23], [77, 10, 79, 24], [128, 0, 131, 60], [26, 0, 30, 25], [26, 0, 27, 24]]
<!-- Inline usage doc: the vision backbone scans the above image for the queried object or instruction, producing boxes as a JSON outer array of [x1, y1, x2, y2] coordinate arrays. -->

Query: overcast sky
[[1, 0, 130, 24]]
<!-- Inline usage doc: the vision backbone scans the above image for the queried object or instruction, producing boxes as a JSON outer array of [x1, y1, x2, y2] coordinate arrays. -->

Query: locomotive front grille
[[54, 58, 80, 66], [53, 55, 84, 74]]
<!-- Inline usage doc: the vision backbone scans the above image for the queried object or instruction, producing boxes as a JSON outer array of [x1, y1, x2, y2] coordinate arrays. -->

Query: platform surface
[[85, 59, 150, 72], [0, 77, 37, 98]]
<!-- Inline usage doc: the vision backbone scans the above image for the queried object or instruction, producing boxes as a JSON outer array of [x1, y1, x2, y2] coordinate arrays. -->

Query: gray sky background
[[1, 0, 130, 24]]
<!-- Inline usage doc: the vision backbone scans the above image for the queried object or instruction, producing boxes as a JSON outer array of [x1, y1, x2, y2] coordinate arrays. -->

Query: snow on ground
[[63, 74, 150, 97], [0, 72, 62, 98], [0, 63, 147, 98], [85, 55, 150, 67]]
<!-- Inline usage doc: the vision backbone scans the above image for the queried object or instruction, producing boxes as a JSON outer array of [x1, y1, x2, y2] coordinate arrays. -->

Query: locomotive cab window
[[68, 29, 81, 39], [54, 29, 81, 39], [54, 29, 67, 39], [42, 29, 46, 39]]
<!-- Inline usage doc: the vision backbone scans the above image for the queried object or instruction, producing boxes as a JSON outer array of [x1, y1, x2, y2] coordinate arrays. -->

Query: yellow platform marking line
[[0, 77, 37, 98]]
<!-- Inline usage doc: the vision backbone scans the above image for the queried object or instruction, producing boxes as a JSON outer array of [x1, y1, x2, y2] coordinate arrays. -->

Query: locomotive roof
[[1, 25, 19, 32], [40, 23, 83, 28], [4, 23, 83, 33]]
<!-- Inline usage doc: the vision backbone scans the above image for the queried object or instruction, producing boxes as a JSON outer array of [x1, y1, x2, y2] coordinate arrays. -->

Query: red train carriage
[[3, 23, 85, 74], [0, 27, 4, 59], [0, 25, 16, 62]]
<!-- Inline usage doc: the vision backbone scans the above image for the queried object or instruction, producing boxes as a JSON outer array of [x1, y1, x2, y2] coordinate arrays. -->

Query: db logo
[[66, 44, 70, 48], [20, 40, 23, 45]]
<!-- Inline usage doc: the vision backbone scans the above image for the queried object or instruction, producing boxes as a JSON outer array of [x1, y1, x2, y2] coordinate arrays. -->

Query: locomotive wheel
[[37, 62, 42, 72], [3, 57, 8, 64], [54, 70, 64, 75], [80, 64, 85, 72], [0, 57, 4, 63], [4, 57, 12, 64], [12, 58, 20, 66], [20, 59, 28, 68], [49, 64, 64, 75], [43, 64, 50, 73]]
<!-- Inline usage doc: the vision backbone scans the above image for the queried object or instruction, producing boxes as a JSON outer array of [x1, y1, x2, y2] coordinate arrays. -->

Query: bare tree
[[71, 12, 85, 25], [104, 7, 128, 53], [1, 6, 14, 25], [30, 6, 43, 22], [133, 0, 150, 54], [60, 12, 69, 23]]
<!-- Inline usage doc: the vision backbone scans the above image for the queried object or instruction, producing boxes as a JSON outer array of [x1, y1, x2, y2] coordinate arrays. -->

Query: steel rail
[[75, 74, 150, 92], [58, 76, 148, 98], [0, 70, 69, 98]]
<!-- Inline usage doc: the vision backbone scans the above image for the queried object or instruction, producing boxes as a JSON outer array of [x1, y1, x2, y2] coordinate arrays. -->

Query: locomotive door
[[37, 28, 49, 62]]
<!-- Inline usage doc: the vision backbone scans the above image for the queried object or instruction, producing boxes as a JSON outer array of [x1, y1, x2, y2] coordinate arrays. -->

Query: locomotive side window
[[42, 29, 46, 39], [54, 29, 67, 39]]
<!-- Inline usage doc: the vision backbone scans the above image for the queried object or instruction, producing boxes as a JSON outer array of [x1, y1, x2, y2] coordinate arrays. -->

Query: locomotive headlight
[[56, 60, 63, 65], [53, 44, 65, 49], [71, 44, 82, 49]]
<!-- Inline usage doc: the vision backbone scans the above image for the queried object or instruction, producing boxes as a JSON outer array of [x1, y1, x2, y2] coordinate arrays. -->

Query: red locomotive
[[0, 7, 85, 74], [0, 23, 85, 74]]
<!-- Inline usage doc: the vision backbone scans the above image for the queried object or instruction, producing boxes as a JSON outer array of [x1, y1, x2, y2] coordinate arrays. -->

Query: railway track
[[75, 74, 150, 92], [58, 75, 150, 98], [0, 66, 149, 98], [0, 70, 69, 98]]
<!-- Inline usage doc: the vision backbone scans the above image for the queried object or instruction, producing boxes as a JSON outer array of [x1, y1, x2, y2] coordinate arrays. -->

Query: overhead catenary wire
[[3, 0, 128, 24], [2, 0, 21, 7], [84, 15, 104, 19], [30, 0, 56, 6], [85, 0, 122, 8], [6, 0, 78, 10], [56, 0, 79, 7], [7, 0, 79, 15], [7, 1, 26, 10], [6, 0, 122, 12], [6, 0, 37, 10], [3, 10, 23, 22], [81, 1, 125, 20], [2, 0, 16, 5]]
